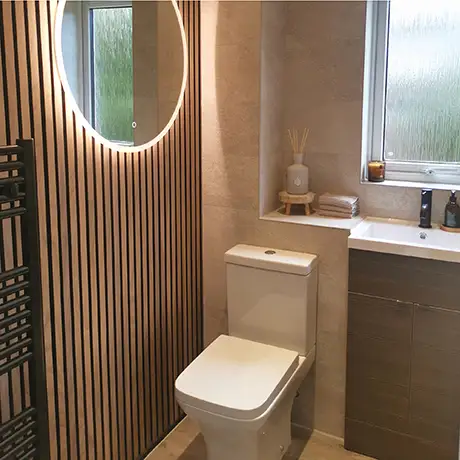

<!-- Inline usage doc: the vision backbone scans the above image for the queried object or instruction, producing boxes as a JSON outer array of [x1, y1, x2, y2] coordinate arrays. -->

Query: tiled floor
[[146, 418, 374, 460]]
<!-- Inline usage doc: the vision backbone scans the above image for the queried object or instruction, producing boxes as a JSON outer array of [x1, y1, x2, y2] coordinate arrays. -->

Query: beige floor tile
[[146, 418, 374, 460]]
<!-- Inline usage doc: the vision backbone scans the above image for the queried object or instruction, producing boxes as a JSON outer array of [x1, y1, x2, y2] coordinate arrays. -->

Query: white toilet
[[175, 244, 318, 460]]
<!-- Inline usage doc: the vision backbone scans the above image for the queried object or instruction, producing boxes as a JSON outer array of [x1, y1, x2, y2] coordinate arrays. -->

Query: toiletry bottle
[[444, 191, 460, 228]]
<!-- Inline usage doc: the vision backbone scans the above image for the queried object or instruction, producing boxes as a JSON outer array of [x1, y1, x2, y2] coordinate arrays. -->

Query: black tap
[[419, 189, 432, 229]]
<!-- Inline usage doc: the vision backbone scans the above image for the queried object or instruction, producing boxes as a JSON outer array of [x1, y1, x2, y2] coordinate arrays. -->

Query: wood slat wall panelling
[[0, 13, 6, 144], [0, 1, 202, 459], [3, 13, 22, 426]]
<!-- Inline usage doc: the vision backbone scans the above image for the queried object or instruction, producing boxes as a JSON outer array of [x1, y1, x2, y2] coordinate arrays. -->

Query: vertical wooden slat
[[37, 3, 68, 458], [119, 150, 132, 460], [154, 138, 165, 437], [88, 137, 103, 460], [174, 75, 184, 394], [13, 3, 31, 418], [112, 148, 126, 459], [169, 123, 179, 422], [0, 1, 202, 458], [147, 145, 159, 441], [1, 2, 21, 423], [81, 128, 96, 460], [133, 152, 145, 454], [104, 146, 118, 460], [2, 2, 18, 144], [23, 3, 58, 458], [95, 143, 110, 460], [13, 2, 31, 139], [140, 149, 151, 447], [126, 152, 138, 458], [164, 130, 174, 428], [61, 88, 80, 460], [0, 6, 6, 145], [73, 118, 88, 460]]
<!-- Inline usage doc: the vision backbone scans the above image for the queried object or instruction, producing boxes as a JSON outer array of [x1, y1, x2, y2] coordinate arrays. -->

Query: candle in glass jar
[[368, 161, 385, 182]]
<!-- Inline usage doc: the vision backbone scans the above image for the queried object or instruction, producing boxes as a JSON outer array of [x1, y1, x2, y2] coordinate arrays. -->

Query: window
[[63, 1, 134, 145], [363, 0, 460, 186], [88, 3, 134, 144]]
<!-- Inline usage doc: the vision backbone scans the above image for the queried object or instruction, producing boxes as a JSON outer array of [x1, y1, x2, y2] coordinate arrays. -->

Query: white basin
[[349, 217, 460, 263]]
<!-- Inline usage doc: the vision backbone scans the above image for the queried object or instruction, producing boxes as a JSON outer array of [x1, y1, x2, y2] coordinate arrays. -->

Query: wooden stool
[[279, 191, 315, 216]]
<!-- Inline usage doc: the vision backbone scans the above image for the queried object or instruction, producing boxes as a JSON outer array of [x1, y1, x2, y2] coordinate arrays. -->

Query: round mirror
[[55, 0, 187, 151]]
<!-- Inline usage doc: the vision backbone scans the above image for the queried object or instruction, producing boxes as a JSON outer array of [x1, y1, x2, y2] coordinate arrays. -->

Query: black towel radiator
[[0, 140, 49, 459]]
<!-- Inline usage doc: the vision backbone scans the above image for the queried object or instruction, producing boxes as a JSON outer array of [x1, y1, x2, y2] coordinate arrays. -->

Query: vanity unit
[[346, 219, 460, 460]]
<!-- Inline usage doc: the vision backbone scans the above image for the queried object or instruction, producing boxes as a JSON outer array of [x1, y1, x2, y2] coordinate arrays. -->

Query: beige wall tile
[[203, 154, 259, 210], [260, 1, 287, 214], [279, 1, 448, 223], [201, 0, 450, 440]]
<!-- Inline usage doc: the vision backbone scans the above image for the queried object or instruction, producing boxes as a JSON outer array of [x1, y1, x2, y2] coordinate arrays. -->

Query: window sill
[[361, 178, 460, 191], [261, 208, 363, 232]]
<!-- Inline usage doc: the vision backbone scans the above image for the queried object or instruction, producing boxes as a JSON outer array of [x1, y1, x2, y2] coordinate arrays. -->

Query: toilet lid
[[175, 335, 299, 420]]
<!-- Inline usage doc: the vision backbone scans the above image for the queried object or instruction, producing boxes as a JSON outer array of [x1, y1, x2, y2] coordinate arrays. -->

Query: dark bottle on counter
[[444, 191, 460, 228]]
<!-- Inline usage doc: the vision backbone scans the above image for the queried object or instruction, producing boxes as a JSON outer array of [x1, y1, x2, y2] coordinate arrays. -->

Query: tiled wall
[[259, 2, 287, 216], [201, 0, 454, 439], [266, 1, 449, 222], [202, 1, 350, 437]]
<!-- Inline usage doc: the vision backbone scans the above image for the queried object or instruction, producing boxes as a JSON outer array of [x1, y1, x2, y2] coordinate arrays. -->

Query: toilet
[[175, 244, 318, 460]]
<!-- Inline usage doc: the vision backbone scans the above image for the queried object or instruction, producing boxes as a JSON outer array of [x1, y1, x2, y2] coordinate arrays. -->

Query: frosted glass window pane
[[384, 0, 460, 163], [92, 7, 133, 144]]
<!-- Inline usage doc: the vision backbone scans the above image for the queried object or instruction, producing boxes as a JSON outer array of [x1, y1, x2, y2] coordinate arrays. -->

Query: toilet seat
[[175, 335, 299, 421]]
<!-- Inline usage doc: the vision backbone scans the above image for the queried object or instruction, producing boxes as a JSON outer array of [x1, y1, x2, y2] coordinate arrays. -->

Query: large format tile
[[147, 417, 374, 460], [202, 154, 259, 211]]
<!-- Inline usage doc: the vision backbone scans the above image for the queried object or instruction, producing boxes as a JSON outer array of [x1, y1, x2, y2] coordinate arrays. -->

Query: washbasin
[[349, 217, 460, 263]]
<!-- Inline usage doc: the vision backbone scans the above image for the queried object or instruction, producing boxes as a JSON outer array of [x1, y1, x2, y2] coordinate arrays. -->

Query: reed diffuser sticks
[[288, 128, 310, 154]]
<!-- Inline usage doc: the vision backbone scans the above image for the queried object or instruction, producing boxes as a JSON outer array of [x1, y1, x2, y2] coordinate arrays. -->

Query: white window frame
[[80, 0, 132, 143], [362, 0, 460, 187]]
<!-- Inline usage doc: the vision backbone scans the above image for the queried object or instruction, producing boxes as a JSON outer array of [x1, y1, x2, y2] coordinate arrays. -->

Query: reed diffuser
[[286, 128, 310, 195]]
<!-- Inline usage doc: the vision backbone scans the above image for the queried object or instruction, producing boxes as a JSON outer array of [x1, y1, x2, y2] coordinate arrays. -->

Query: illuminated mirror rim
[[54, 0, 188, 153]]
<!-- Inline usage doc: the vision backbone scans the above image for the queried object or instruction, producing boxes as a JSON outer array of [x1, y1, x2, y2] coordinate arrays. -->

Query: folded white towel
[[319, 193, 359, 210], [318, 209, 359, 218], [320, 204, 360, 213]]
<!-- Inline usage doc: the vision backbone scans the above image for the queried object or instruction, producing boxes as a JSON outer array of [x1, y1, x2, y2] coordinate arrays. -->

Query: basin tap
[[419, 189, 432, 229]]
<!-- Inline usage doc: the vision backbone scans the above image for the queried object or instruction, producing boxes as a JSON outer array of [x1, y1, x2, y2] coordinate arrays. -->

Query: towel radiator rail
[[0, 139, 49, 460]]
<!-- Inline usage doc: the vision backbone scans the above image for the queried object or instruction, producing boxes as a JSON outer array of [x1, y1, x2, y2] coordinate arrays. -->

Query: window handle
[[423, 167, 460, 176]]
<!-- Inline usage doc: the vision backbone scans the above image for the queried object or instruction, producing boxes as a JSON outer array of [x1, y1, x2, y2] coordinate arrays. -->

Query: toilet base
[[195, 387, 296, 460], [176, 348, 316, 460]]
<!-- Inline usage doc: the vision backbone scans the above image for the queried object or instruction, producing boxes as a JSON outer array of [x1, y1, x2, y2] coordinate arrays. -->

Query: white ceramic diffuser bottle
[[286, 128, 309, 195]]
